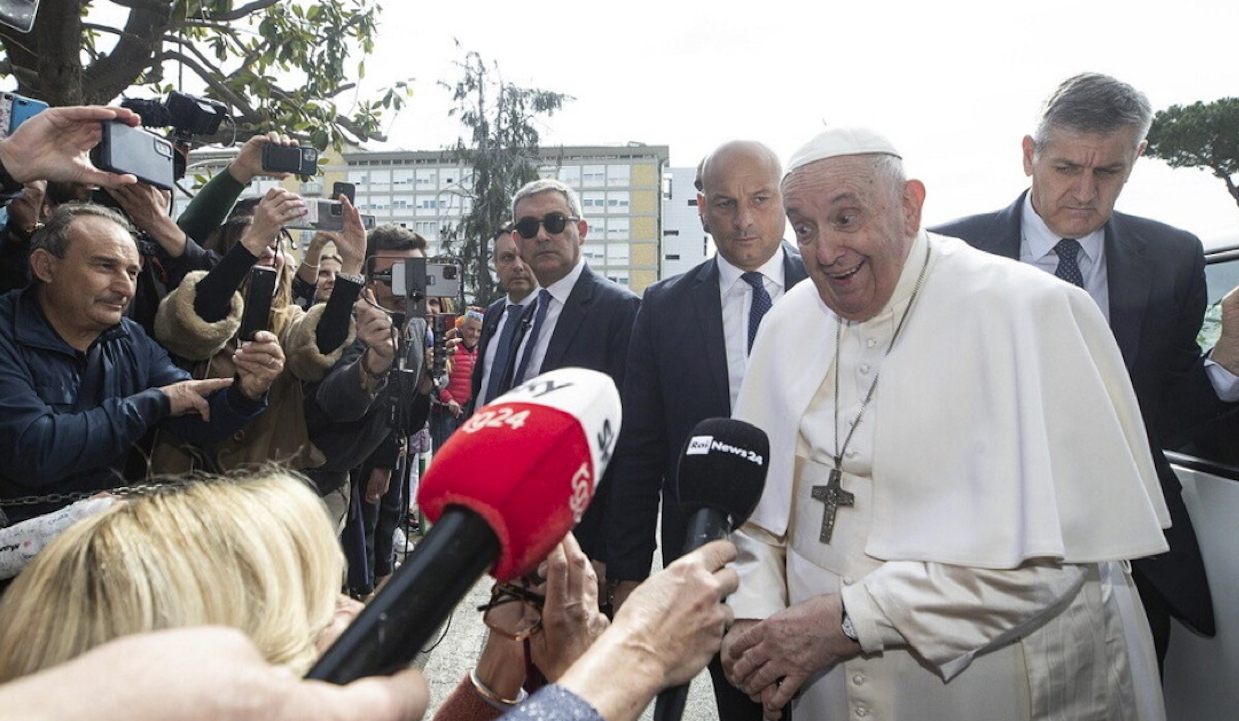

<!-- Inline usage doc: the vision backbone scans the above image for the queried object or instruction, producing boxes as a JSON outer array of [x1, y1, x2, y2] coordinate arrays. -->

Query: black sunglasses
[[513, 212, 580, 239]]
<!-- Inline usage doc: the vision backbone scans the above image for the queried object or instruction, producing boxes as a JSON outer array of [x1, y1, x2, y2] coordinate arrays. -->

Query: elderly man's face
[[33, 215, 140, 339], [494, 233, 535, 302], [513, 190, 586, 287], [1023, 126, 1143, 240], [699, 144, 786, 271], [784, 156, 923, 322]]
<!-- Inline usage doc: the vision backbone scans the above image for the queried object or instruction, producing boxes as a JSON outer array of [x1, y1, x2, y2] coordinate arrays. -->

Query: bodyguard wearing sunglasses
[[501, 178, 640, 569]]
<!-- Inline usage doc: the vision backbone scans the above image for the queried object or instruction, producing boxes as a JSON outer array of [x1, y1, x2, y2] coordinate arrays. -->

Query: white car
[[1164, 242, 1239, 720]]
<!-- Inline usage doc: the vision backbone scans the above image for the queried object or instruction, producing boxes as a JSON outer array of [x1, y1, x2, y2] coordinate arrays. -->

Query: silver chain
[[0, 480, 196, 508]]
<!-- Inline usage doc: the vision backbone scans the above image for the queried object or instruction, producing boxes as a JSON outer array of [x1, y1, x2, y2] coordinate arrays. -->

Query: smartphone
[[331, 181, 356, 205], [389, 258, 463, 300], [262, 143, 319, 175], [0, 0, 41, 34], [238, 265, 277, 342], [285, 200, 377, 232], [0, 92, 47, 139], [89, 121, 176, 190]]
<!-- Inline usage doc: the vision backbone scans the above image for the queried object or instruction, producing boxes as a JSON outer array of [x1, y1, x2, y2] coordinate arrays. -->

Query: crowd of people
[[0, 71, 1235, 721]]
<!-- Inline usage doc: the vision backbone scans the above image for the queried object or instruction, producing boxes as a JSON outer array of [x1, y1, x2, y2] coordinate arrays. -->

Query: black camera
[[121, 91, 227, 137]]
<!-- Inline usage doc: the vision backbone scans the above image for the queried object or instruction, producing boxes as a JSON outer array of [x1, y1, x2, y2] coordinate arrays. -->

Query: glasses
[[513, 213, 580, 239], [477, 583, 545, 640]]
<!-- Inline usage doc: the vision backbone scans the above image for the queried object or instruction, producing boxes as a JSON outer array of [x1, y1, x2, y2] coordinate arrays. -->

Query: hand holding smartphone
[[238, 266, 278, 342]]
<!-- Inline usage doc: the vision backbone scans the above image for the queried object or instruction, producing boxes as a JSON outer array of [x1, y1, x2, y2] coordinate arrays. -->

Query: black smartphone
[[89, 121, 176, 190], [238, 265, 277, 342], [331, 181, 356, 204], [261, 143, 319, 175]]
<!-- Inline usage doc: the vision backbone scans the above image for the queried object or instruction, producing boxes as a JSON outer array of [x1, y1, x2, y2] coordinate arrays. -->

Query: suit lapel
[[1104, 216, 1151, 369], [691, 259, 732, 412], [782, 241, 809, 289], [542, 265, 594, 371]]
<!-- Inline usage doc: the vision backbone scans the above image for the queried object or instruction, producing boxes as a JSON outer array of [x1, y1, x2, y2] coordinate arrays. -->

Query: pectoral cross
[[811, 467, 854, 544]]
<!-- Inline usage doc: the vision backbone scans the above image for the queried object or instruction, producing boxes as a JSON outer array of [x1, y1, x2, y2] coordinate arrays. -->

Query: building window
[[606, 192, 630, 212], [416, 169, 436, 188], [348, 170, 368, 185], [393, 169, 415, 187], [582, 191, 606, 211], [607, 217, 629, 241], [558, 165, 581, 185], [582, 244, 606, 262], [370, 169, 391, 191], [582, 165, 606, 187], [606, 243, 629, 263], [607, 164, 630, 186]]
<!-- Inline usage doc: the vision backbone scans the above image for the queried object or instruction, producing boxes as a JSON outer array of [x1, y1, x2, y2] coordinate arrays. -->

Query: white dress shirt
[[477, 290, 538, 403], [717, 247, 787, 409], [514, 258, 586, 385]]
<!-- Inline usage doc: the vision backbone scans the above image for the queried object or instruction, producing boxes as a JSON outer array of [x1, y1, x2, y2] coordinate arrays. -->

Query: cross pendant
[[811, 467, 855, 544]]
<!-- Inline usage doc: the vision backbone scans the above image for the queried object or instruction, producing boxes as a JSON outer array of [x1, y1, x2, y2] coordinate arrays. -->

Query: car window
[[1172, 246, 1239, 470], [1199, 248, 1239, 348]]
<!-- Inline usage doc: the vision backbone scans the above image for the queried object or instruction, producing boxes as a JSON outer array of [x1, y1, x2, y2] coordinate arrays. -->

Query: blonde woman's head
[[0, 469, 343, 682]]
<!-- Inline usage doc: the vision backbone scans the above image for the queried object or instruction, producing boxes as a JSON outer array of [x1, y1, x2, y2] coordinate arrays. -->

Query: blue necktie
[[513, 289, 552, 386], [483, 303, 523, 404], [1054, 239, 1084, 288], [742, 271, 772, 353]]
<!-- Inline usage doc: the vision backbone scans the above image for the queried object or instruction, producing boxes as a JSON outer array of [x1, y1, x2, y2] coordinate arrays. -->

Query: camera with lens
[[119, 91, 229, 181]]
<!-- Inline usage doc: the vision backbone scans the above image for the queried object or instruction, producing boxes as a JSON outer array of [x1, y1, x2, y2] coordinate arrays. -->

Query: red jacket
[[439, 342, 478, 406]]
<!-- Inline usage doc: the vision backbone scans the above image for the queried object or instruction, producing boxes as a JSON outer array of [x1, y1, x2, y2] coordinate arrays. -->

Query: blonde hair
[[0, 469, 343, 682]]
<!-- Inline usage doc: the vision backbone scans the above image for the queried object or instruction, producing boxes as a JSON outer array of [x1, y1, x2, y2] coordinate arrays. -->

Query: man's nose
[[1071, 173, 1097, 202]]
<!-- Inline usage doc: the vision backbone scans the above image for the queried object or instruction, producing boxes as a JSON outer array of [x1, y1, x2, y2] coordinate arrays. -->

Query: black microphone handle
[[652, 507, 731, 721], [307, 506, 501, 684]]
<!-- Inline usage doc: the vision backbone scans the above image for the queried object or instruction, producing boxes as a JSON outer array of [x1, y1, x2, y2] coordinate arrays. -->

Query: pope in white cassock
[[721, 128, 1169, 721]]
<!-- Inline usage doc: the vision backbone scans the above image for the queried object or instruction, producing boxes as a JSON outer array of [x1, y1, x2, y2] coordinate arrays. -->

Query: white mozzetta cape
[[736, 232, 1169, 568]]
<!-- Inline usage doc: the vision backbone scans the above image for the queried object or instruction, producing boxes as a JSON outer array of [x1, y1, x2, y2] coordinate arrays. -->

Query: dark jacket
[[303, 320, 432, 495], [0, 286, 265, 523]]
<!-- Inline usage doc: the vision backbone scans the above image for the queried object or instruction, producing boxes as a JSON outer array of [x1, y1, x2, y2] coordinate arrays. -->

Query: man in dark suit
[[505, 178, 641, 563], [470, 227, 537, 409], [607, 141, 807, 720], [933, 72, 1239, 670]]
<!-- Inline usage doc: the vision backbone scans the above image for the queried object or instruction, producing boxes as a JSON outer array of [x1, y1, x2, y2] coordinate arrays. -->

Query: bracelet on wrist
[[469, 668, 523, 707], [361, 350, 390, 380]]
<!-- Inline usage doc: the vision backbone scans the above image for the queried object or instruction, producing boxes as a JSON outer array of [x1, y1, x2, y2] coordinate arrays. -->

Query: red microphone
[[308, 367, 621, 684]]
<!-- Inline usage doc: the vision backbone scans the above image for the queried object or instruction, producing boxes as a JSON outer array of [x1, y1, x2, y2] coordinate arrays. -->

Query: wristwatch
[[840, 601, 859, 642]]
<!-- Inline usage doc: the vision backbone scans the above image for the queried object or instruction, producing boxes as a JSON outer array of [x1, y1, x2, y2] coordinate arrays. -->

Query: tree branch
[[156, 50, 258, 118], [103, 0, 171, 12], [189, 0, 282, 22]]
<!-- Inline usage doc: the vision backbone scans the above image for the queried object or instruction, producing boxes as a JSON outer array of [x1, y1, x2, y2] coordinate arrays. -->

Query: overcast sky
[[351, 0, 1238, 248]]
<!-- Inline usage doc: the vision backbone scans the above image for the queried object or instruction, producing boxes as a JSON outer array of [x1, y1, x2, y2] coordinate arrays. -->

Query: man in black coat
[[504, 178, 641, 564], [933, 72, 1239, 669], [607, 141, 807, 720], [471, 228, 537, 410]]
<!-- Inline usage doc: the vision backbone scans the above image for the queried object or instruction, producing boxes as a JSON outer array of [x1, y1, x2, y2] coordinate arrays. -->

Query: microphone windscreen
[[418, 367, 622, 580], [676, 418, 769, 530]]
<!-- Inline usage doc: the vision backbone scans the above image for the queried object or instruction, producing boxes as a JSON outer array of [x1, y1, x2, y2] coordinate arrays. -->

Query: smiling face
[[513, 190, 586, 287], [699, 142, 786, 271], [32, 215, 141, 348], [1023, 125, 1143, 239], [783, 155, 923, 322]]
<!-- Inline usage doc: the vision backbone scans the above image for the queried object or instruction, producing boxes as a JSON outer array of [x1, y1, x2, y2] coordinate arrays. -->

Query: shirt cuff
[[840, 581, 904, 653], [1204, 355, 1239, 402]]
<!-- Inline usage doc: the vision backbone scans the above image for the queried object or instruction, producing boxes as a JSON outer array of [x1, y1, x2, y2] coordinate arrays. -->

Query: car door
[[1163, 243, 1239, 720]]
